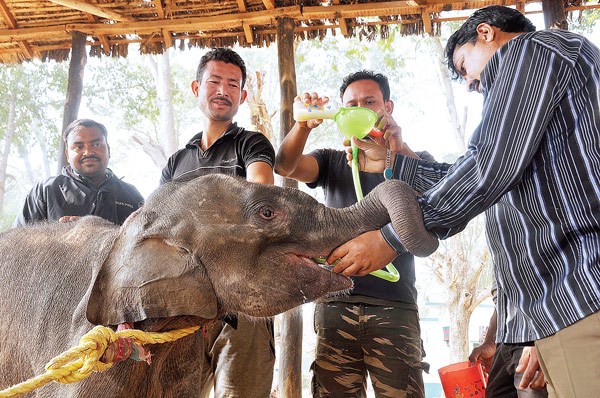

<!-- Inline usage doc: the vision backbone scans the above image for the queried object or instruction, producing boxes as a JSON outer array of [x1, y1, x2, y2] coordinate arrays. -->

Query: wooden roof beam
[[243, 22, 253, 43], [18, 41, 33, 58], [163, 28, 173, 48], [0, 0, 17, 28], [262, 0, 275, 9], [62, 5, 303, 36], [237, 0, 247, 13], [331, 0, 349, 36], [47, 0, 135, 22], [421, 9, 432, 35], [153, 0, 165, 19], [0, 0, 35, 59], [302, 1, 418, 19], [86, 13, 110, 54]]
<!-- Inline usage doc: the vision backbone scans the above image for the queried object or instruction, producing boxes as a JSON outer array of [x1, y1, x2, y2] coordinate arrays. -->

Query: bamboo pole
[[276, 15, 302, 398], [47, 0, 134, 22]]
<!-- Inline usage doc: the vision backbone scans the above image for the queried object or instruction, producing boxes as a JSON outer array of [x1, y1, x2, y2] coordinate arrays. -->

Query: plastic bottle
[[293, 100, 338, 121]]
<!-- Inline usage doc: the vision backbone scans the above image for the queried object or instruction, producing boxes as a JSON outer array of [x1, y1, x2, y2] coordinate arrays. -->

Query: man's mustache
[[80, 156, 101, 163], [211, 96, 233, 106]]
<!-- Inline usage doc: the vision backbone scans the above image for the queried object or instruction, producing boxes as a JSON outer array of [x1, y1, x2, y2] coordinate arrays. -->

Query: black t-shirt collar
[[186, 122, 240, 149]]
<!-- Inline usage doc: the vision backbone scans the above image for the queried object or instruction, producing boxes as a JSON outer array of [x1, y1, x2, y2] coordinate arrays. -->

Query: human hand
[[344, 136, 389, 173], [373, 109, 405, 153], [326, 230, 397, 276], [468, 341, 496, 373], [296, 92, 328, 130], [515, 346, 546, 390], [59, 216, 81, 222]]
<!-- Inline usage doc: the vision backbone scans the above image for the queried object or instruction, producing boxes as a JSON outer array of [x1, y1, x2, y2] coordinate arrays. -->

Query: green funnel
[[334, 107, 378, 140]]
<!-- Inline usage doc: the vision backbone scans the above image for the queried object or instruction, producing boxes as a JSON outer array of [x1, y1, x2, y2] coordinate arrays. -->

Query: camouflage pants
[[311, 302, 425, 398]]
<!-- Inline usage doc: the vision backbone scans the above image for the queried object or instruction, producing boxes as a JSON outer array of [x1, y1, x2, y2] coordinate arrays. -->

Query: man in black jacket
[[15, 118, 143, 226]]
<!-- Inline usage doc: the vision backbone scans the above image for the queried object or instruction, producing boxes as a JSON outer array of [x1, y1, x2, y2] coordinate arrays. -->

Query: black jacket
[[15, 166, 144, 226]]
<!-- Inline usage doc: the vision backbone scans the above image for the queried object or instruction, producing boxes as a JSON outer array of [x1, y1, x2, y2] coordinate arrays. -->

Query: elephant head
[[87, 174, 437, 327]]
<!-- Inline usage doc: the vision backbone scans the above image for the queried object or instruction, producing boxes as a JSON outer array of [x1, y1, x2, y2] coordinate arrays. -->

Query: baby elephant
[[0, 174, 436, 397]]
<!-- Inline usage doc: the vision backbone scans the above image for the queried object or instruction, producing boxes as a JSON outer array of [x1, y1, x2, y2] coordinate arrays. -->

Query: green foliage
[[84, 56, 158, 130], [0, 60, 67, 227], [568, 9, 600, 34], [84, 49, 199, 151], [0, 61, 66, 148]]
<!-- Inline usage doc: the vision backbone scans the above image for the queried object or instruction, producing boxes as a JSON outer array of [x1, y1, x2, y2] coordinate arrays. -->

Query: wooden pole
[[542, 0, 568, 29], [58, 30, 87, 173], [276, 15, 302, 398]]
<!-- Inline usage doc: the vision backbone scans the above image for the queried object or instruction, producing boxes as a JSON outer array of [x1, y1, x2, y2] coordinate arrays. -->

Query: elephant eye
[[260, 206, 275, 220]]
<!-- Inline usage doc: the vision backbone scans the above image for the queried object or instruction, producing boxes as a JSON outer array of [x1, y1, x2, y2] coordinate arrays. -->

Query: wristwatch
[[383, 149, 393, 180]]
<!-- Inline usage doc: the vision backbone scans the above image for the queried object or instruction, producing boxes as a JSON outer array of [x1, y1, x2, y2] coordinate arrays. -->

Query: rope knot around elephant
[[0, 325, 201, 398]]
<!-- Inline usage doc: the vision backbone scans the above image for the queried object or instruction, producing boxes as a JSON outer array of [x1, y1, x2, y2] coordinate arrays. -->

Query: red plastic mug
[[438, 361, 486, 397]]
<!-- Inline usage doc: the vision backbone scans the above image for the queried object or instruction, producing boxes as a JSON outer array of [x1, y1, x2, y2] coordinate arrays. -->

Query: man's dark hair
[[196, 47, 247, 88], [63, 119, 108, 144], [445, 6, 536, 80], [339, 70, 391, 102]]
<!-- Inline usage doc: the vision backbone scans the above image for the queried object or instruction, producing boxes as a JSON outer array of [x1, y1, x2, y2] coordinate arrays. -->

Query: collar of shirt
[[63, 165, 114, 188], [186, 122, 240, 149]]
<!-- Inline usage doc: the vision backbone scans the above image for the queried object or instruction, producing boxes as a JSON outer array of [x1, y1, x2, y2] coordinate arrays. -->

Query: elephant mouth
[[131, 315, 207, 333], [285, 252, 353, 293]]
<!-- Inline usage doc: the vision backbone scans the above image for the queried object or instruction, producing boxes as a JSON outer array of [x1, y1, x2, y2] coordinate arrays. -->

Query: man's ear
[[476, 23, 496, 43], [239, 89, 247, 105], [191, 80, 200, 97], [385, 99, 394, 115]]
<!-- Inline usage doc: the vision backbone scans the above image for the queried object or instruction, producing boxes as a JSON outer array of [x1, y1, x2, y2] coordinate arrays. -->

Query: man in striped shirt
[[338, 5, 600, 397]]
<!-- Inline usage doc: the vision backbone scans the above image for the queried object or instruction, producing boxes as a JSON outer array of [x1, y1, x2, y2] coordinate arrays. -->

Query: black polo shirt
[[160, 123, 275, 184]]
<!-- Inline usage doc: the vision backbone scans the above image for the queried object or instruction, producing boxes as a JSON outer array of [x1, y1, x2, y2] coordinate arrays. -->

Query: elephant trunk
[[324, 179, 438, 257]]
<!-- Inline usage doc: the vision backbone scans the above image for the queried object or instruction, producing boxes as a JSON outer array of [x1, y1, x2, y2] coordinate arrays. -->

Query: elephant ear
[[86, 234, 218, 326]]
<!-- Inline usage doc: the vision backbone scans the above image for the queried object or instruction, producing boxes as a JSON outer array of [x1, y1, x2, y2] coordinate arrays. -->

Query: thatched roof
[[0, 0, 593, 63]]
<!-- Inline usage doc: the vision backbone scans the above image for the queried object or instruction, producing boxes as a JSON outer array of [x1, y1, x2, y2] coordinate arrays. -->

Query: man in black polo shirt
[[160, 48, 275, 398], [15, 118, 143, 226], [275, 71, 428, 397]]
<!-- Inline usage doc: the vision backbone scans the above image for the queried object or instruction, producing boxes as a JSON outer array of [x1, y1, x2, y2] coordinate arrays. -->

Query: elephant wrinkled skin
[[0, 174, 437, 397]]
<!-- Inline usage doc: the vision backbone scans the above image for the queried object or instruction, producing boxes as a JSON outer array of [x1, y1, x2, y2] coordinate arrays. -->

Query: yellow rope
[[0, 325, 201, 398]]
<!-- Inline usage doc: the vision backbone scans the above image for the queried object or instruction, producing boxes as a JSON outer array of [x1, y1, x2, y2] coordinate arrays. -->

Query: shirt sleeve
[[160, 155, 176, 185], [240, 131, 275, 169], [416, 37, 572, 239], [392, 155, 453, 194], [305, 148, 329, 189], [14, 183, 47, 227]]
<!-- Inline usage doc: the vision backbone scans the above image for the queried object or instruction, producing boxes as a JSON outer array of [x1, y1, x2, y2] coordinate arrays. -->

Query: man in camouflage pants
[[275, 70, 429, 397]]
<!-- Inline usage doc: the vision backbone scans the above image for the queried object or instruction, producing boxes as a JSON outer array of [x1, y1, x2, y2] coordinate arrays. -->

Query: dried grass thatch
[[0, 0, 589, 63]]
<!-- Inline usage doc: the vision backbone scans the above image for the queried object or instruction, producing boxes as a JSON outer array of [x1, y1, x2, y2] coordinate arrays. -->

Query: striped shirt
[[389, 29, 600, 343]]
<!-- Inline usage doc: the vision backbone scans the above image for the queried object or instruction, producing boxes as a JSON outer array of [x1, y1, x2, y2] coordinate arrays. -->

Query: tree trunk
[[0, 93, 18, 214], [429, 217, 491, 362], [150, 51, 178, 156], [58, 31, 87, 174], [277, 16, 302, 398], [246, 71, 275, 143], [132, 133, 167, 168], [17, 142, 36, 185], [447, 290, 471, 361], [34, 124, 51, 178], [542, 0, 568, 29], [429, 37, 466, 153]]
